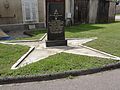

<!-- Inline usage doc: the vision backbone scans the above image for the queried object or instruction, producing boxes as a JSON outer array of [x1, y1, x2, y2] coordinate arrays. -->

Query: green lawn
[[0, 44, 29, 77], [18, 22, 120, 57], [0, 53, 118, 77], [65, 22, 120, 57], [0, 22, 120, 77]]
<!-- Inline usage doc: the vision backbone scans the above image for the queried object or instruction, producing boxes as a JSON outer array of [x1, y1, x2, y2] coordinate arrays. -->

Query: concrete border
[[80, 45, 120, 60], [39, 33, 47, 41], [0, 62, 120, 85], [11, 46, 35, 69]]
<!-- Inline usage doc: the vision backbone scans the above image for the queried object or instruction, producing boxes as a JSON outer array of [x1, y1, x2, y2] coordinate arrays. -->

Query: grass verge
[[1, 22, 120, 77], [0, 44, 29, 77], [0, 53, 118, 77], [65, 22, 120, 57]]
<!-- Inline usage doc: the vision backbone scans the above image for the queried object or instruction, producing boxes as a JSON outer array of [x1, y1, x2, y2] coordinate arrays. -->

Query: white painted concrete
[[11, 46, 35, 69]]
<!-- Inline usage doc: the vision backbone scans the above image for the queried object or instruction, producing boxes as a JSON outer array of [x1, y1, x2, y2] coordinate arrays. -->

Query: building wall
[[0, 0, 116, 26], [65, 0, 70, 17], [89, 0, 99, 23], [96, 0, 110, 23], [38, 0, 46, 23], [65, 0, 74, 25], [70, 0, 75, 24], [96, 0, 116, 23], [0, 0, 23, 24], [0, 0, 46, 25], [65, 0, 71, 25], [116, 5, 120, 14], [108, 2, 116, 22], [73, 0, 115, 24], [74, 0, 90, 24]]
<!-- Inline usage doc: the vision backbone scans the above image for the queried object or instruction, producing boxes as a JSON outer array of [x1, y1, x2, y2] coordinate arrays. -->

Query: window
[[22, 0, 39, 23]]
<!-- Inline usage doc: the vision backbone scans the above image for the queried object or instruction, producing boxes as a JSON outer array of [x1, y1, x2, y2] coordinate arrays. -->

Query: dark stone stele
[[46, 0, 67, 47]]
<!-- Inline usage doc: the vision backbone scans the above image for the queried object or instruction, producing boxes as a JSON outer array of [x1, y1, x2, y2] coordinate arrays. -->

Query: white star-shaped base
[[1, 37, 120, 69]]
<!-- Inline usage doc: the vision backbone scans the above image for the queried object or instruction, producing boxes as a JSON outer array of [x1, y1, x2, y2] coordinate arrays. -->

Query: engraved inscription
[[50, 9, 62, 20], [49, 9, 64, 34], [49, 20, 64, 33]]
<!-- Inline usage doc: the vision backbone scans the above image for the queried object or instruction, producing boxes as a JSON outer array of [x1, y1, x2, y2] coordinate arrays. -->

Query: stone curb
[[39, 33, 47, 41], [0, 62, 120, 85], [11, 46, 35, 69], [80, 45, 120, 60]]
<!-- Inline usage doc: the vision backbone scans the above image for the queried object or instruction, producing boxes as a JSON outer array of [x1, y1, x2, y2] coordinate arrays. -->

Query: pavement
[[0, 69, 120, 90]]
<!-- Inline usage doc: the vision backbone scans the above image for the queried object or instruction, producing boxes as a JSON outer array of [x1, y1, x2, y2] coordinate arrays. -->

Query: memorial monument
[[46, 0, 67, 47]]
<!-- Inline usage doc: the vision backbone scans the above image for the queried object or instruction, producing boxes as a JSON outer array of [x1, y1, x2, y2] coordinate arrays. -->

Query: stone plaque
[[46, 0, 67, 47]]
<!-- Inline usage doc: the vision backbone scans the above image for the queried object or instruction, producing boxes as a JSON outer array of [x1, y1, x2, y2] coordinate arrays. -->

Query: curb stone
[[0, 62, 120, 85], [11, 46, 35, 69], [39, 33, 47, 41], [80, 45, 120, 60]]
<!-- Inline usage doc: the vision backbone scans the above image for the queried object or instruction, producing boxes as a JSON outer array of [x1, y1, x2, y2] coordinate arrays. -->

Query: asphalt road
[[0, 69, 120, 90]]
